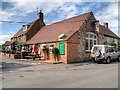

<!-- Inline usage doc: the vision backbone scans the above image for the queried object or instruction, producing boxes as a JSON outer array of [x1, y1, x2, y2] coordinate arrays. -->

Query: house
[[2, 41, 11, 51], [10, 11, 45, 47], [25, 11, 120, 63]]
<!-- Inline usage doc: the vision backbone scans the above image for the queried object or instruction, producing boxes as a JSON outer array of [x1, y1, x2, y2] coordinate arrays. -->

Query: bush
[[10, 50, 15, 54], [42, 46, 49, 53], [6, 50, 10, 54], [42, 46, 49, 60], [52, 47, 59, 61]]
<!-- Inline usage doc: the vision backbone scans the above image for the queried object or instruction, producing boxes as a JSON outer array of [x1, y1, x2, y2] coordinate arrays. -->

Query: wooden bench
[[25, 54, 41, 60]]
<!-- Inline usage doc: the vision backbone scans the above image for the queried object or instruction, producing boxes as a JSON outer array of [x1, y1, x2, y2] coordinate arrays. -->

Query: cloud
[[0, 35, 13, 45], [56, 2, 80, 19], [6, 31, 15, 35], [0, 10, 15, 21], [95, 2, 118, 35], [1, 1, 119, 37], [1, 1, 68, 22], [2, 0, 119, 2]]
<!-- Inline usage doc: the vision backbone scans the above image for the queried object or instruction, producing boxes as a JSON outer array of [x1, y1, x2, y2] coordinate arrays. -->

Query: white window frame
[[49, 43, 54, 53], [85, 32, 97, 51]]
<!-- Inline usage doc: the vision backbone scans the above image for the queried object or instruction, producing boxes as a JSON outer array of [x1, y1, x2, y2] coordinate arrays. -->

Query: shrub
[[42, 46, 49, 60], [52, 47, 59, 61], [42, 46, 49, 53], [6, 50, 10, 54], [10, 50, 15, 54]]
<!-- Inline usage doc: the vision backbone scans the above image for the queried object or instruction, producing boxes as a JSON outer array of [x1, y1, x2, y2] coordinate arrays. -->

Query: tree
[[117, 41, 120, 50], [110, 42, 117, 49], [111, 41, 120, 51]]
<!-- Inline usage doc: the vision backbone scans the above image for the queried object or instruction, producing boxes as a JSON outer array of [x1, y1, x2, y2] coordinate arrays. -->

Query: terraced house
[[26, 11, 120, 63], [12, 11, 120, 63]]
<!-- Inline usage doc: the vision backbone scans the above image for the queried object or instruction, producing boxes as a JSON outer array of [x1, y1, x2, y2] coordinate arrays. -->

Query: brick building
[[11, 11, 45, 46], [2, 41, 11, 51], [25, 11, 120, 63]]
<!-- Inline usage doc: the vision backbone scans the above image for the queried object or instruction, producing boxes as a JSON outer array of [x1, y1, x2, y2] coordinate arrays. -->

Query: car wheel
[[93, 59, 97, 63], [106, 57, 111, 64]]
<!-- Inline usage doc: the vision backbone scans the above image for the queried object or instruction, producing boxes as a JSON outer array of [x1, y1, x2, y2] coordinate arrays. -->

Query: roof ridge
[[46, 11, 92, 26]]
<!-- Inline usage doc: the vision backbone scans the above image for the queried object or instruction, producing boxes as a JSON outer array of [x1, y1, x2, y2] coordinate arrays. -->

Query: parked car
[[91, 45, 120, 64]]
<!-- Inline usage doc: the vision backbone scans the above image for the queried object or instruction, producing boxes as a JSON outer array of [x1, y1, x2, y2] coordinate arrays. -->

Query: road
[[0, 56, 41, 71], [1, 56, 119, 88]]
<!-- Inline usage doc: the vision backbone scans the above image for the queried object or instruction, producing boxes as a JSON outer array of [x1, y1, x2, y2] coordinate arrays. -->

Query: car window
[[108, 47, 114, 52], [105, 47, 109, 53], [93, 46, 103, 52]]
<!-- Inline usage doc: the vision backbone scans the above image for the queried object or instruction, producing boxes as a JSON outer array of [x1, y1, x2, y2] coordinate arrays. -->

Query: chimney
[[104, 22, 108, 28], [38, 10, 43, 21]]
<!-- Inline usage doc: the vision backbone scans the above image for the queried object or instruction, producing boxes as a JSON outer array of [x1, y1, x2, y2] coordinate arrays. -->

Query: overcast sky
[[0, 0, 119, 45]]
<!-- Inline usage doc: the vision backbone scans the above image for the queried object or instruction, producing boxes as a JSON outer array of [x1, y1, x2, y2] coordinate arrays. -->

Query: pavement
[[0, 55, 119, 88]]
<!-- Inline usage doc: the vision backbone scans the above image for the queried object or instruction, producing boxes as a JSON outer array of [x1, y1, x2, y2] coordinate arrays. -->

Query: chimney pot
[[104, 22, 108, 28], [38, 10, 43, 21]]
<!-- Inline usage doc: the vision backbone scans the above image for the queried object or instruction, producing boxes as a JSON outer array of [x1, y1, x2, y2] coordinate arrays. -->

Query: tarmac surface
[[1, 55, 119, 88]]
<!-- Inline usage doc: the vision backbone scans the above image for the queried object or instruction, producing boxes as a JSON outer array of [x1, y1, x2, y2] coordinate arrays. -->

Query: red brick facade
[[11, 19, 45, 43], [11, 11, 45, 44], [26, 20, 45, 41]]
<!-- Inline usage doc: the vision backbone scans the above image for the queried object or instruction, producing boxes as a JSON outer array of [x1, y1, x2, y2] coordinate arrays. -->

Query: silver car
[[91, 45, 120, 64]]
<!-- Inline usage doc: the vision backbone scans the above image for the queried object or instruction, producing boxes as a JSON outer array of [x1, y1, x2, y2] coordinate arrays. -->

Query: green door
[[59, 43, 65, 55]]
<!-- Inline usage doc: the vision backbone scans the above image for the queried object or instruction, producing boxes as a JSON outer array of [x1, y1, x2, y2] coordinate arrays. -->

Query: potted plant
[[6, 50, 10, 57], [10, 50, 15, 54], [52, 47, 59, 62], [42, 46, 49, 60]]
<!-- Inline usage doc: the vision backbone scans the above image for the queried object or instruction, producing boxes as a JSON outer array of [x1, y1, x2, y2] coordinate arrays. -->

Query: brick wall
[[26, 19, 45, 41], [39, 42, 68, 63], [67, 32, 80, 63], [66, 12, 97, 63], [11, 19, 45, 45]]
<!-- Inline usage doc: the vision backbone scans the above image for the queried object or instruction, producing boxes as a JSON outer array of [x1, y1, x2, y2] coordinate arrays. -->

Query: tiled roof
[[99, 25, 119, 38], [27, 11, 119, 44], [3, 41, 11, 46], [12, 20, 37, 38], [27, 12, 91, 44]]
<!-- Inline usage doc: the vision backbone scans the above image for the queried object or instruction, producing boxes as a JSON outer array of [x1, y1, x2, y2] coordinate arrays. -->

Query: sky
[[0, 0, 120, 45]]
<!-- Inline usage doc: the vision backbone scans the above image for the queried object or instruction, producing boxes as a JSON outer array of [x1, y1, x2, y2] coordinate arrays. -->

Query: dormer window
[[23, 25, 30, 32], [23, 25, 26, 32], [58, 34, 66, 39]]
